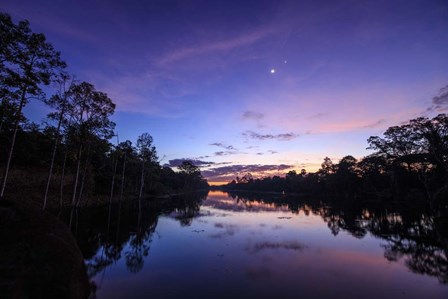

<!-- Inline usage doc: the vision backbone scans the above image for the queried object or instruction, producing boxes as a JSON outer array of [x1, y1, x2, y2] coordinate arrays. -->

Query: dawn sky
[[2, 0, 448, 184]]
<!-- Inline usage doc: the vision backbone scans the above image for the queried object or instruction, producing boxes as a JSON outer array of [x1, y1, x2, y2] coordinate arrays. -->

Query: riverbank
[[2, 187, 211, 211], [0, 199, 91, 298]]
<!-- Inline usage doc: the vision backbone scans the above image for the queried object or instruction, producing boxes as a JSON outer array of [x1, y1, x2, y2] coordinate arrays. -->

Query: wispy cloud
[[197, 155, 210, 159], [211, 142, 240, 156], [243, 130, 299, 141], [202, 164, 294, 183], [242, 110, 264, 121], [313, 115, 407, 134], [363, 119, 386, 129], [308, 112, 328, 119], [165, 159, 215, 168], [428, 85, 448, 112], [85, 69, 189, 117], [157, 27, 275, 66], [214, 151, 238, 156], [6, 7, 97, 44], [210, 142, 238, 151], [433, 86, 448, 105]]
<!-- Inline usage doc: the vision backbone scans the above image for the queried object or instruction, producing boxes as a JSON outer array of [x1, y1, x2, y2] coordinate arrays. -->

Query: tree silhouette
[[368, 114, 448, 202], [43, 73, 73, 209], [178, 160, 207, 190], [0, 13, 66, 199], [66, 82, 116, 205], [0, 11, 208, 206], [136, 133, 158, 200]]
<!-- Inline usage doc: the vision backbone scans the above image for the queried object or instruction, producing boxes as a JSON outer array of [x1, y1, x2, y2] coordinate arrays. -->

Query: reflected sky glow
[[83, 191, 447, 299]]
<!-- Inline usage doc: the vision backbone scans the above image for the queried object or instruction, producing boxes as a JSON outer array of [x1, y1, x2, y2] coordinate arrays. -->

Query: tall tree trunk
[[69, 207, 75, 229], [138, 197, 142, 230], [119, 152, 127, 202], [76, 145, 90, 207], [1, 89, 26, 199], [107, 202, 112, 234], [109, 152, 118, 204], [0, 113, 4, 136], [59, 144, 68, 208], [138, 160, 145, 200], [0, 97, 9, 136], [43, 109, 65, 209], [71, 144, 83, 206], [107, 152, 118, 234], [115, 201, 122, 243]]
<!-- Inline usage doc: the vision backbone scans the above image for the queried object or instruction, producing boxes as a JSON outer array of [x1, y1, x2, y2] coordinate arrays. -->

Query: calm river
[[65, 191, 448, 298]]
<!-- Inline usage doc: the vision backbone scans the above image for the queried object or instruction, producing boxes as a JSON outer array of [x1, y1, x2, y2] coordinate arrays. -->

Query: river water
[[64, 191, 448, 298]]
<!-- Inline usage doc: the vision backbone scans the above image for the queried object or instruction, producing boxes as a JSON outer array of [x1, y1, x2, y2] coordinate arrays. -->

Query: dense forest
[[0, 13, 208, 209], [221, 113, 448, 211]]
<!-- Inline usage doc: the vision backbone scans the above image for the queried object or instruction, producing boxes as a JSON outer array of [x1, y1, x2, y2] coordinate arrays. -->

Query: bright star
[[270, 69, 275, 74]]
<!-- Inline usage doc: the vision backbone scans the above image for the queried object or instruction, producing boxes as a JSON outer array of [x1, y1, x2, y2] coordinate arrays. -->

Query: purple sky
[[3, 0, 448, 184]]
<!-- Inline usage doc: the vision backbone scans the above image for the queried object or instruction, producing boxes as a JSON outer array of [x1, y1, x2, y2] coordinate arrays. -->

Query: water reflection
[[60, 191, 447, 298], [231, 192, 448, 284], [60, 193, 206, 278], [246, 241, 306, 254]]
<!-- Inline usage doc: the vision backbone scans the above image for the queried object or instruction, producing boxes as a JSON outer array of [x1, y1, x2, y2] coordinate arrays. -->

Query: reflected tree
[[220, 191, 448, 283], [125, 234, 150, 274]]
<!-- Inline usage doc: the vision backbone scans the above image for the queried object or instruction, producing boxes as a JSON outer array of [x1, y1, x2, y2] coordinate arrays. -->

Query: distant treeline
[[0, 12, 208, 208], [221, 114, 448, 208]]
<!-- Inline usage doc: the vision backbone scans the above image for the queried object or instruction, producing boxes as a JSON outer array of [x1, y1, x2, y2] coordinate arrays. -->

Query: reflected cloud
[[246, 241, 306, 254], [203, 194, 290, 213], [245, 266, 272, 281], [59, 190, 448, 291], [214, 223, 225, 228], [209, 222, 240, 239], [209, 231, 235, 239]]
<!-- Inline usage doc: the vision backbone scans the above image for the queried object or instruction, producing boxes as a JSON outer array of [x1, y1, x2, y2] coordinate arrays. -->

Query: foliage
[[223, 114, 448, 206], [0, 12, 208, 205], [178, 161, 208, 190]]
